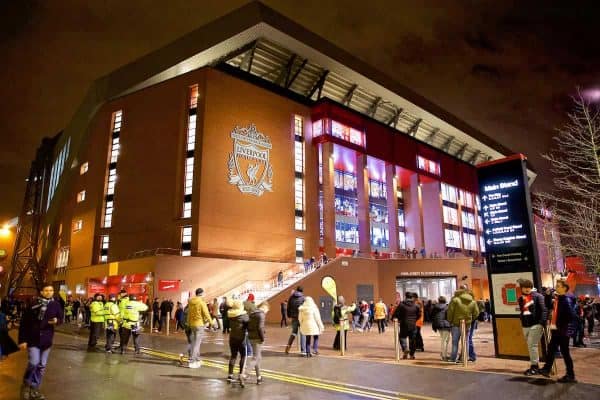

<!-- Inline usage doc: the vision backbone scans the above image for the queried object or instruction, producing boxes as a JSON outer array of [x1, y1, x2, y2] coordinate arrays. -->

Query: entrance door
[[319, 296, 334, 323], [395, 277, 457, 301], [356, 284, 374, 302]]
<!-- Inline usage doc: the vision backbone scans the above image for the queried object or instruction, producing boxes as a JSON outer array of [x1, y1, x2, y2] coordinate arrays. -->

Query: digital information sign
[[477, 155, 542, 359], [478, 159, 536, 272]]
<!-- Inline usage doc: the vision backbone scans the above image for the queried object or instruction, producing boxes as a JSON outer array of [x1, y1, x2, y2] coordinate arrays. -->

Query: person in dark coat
[[0, 309, 19, 359], [285, 287, 305, 354], [539, 280, 578, 383], [220, 297, 230, 334], [517, 279, 547, 376], [248, 301, 269, 384], [431, 296, 452, 361], [18, 284, 64, 400], [227, 299, 249, 386], [392, 292, 421, 359]]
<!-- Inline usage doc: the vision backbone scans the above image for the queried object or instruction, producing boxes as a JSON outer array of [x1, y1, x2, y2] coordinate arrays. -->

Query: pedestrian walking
[[220, 297, 230, 334], [285, 287, 306, 354], [248, 301, 269, 384], [186, 288, 212, 368], [414, 295, 425, 351], [447, 286, 480, 363], [392, 292, 420, 359], [280, 300, 288, 327], [227, 299, 249, 386], [431, 296, 452, 361], [517, 279, 547, 376], [539, 280, 578, 383], [374, 299, 387, 334], [18, 283, 63, 400], [298, 296, 324, 356]]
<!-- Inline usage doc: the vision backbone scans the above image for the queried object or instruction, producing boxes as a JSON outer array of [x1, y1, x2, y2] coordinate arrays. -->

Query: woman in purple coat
[[18, 283, 63, 400]]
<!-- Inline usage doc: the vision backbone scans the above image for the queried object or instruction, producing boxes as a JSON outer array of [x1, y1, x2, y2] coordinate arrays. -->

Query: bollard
[[149, 310, 154, 332], [393, 319, 400, 362], [166, 311, 170, 336], [460, 319, 468, 368], [340, 319, 346, 356], [297, 331, 302, 353]]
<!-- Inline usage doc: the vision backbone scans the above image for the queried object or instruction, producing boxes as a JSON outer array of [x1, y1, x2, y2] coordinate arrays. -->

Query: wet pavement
[[1, 322, 599, 400]]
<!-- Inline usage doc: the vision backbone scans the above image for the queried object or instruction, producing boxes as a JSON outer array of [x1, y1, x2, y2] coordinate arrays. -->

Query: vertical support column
[[402, 174, 423, 252], [356, 153, 371, 255], [385, 163, 400, 254], [321, 142, 336, 258], [421, 179, 445, 257]]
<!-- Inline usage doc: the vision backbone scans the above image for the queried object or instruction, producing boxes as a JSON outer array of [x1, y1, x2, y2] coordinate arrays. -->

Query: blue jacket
[[552, 293, 578, 338]]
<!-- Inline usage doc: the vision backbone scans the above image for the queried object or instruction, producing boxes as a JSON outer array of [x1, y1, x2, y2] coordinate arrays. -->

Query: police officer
[[120, 294, 148, 355], [118, 290, 130, 352], [88, 293, 105, 351], [104, 294, 120, 353]]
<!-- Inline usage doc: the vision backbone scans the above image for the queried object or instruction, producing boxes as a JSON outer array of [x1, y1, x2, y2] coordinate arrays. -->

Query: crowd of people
[[1, 278, 599, 398]]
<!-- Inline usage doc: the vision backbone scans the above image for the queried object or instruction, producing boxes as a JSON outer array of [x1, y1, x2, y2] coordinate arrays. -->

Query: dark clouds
[[1, 0, 599, 222]]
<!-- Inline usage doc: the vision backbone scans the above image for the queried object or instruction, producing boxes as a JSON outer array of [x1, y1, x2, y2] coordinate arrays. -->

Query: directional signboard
[[478, 158, 537, 273], [477, 154, 542, 359]]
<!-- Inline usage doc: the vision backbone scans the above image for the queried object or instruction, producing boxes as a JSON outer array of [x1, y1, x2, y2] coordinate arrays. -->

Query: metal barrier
[[393, 319, 400, 362], [166, 312, 171, 336], [460, 319, 468, 368], [340, 319, 346, 356]]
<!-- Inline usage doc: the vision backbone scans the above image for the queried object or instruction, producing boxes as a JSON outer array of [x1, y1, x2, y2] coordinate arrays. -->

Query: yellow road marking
[[141, 347, 442, 400]]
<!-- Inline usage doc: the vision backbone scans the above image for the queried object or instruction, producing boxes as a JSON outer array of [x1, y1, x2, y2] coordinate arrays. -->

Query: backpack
[[333, 305, 342, 324]]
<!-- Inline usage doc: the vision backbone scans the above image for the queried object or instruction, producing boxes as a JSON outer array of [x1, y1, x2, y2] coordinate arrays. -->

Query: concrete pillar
[[321, 142, 336, 258], [356, 153, 371, 255], [402, 173, 423, 252], [420, 179, 445, 257], [385, 163, 400, 254]]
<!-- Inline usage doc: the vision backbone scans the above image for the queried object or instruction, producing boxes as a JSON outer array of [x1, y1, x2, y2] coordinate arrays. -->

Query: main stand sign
[[477, 154, 542, 359]]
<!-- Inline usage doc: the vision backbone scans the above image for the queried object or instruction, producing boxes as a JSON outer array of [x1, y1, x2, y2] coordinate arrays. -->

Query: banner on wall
[[159, 280, 180, 291]]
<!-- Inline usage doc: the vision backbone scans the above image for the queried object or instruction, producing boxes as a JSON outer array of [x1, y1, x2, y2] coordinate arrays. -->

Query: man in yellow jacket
[[87, 294, 105, 351], [104, 293, 120, 353], [186, 288, 212, 368], [120, 294, 148, 355]]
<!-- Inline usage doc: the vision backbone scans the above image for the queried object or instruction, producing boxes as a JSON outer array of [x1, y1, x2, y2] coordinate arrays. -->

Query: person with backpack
[[227, 299, 249, 386], [517, 279, 547, 376], [332, 296, 356, 351], [285, 287, 305, 354], [538, 280, 578, 383], [447, 285, 480, 363], [431, 296, 452, 361]]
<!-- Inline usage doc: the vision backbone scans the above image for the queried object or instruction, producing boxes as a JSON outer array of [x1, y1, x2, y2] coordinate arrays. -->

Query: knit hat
[[247, 293, 255, 302]]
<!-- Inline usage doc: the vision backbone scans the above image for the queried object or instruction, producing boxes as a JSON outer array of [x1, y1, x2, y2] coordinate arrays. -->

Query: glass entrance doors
[[395, 276, 457, 301]]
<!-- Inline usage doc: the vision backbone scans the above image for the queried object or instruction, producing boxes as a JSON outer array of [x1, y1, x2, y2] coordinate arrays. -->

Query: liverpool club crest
[[228, 124, 273, 196]]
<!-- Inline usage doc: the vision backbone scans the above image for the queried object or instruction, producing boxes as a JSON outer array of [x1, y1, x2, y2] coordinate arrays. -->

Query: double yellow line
[[141, 347, 440, 400]]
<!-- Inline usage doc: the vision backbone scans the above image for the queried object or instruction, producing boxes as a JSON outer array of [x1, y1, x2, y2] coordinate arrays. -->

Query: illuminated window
[[335, 221, 359, 244], [335, 195, 358, 217], [294, 115, 305, 230], [181, 225, 192, 256], [99, 235, 109, 263], [463, 233, 477, 251], [461, 211, 475, 230], [371, 225, 389, 248], [443, 206, 459, 225], [331, 120, 365, 147], [445, 229, 460, 248], [479, 235, 486, 252], [441, 183, 458, 203], [416, 155, 440, 176], [295, 237, 304, 263], [77, 190, 86, 203], [460, 190, 474, 209], [182, 85, 198, 218], [102, 110, 122, 228], [47, 137, 71, 209], [477, 215, 483, 231], [72, 219, 83, 232], [312, 120, 323, 138], [56, 246, 70, 268], [368, 180, 387, 199], [398, 231, 406, 250], [80, 162, 89, 175]]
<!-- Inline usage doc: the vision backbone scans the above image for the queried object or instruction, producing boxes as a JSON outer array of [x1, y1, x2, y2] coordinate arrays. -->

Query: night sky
[[1, 0, 599, 223]]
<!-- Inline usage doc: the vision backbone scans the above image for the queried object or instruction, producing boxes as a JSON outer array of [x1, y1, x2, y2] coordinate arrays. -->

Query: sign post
[[477, 154, 542, 359]]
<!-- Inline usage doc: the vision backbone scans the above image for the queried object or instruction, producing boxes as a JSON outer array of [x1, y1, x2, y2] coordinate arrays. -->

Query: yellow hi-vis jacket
[[90, 301, 105, 323], [122, 301, 148, 330], [118, 297, 130, 326], [104, 301, 120, 328]]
